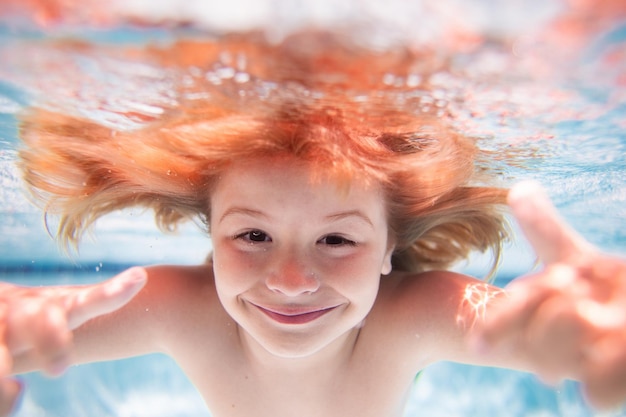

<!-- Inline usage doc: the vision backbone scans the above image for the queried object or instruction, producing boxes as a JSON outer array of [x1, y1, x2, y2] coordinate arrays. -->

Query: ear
[[381, 243, 395, 276]]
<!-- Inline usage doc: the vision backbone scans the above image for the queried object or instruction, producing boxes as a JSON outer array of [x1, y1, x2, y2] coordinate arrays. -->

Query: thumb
[[508, 181, 595, 265], [64, 267, 147, 330], [0, 378, 22, 417]]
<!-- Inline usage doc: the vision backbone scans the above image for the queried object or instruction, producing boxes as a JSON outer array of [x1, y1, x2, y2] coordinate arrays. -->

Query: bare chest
[[168, 326, 418, 417], [185, 358, 416, 417], [160, 271, 431, 417]]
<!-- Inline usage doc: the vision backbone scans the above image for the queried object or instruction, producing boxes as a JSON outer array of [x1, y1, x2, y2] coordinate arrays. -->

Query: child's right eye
[[235, 230, 272, 243]]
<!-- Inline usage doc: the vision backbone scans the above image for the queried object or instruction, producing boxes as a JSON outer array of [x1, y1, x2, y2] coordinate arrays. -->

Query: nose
[[265, 253, 320, 296]]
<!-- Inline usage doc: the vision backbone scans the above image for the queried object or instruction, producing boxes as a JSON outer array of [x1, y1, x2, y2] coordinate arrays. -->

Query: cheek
[[212, 245, 258, 297], [326, 253, 382, 304]]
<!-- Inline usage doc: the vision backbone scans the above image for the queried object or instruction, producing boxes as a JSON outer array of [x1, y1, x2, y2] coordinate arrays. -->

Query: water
[[1, 1, 625, 416]]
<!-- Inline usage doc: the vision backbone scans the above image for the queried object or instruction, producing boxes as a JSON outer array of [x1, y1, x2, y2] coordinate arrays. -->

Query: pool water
[[1, 1, 626, 416], [8, 351, 605, 417]]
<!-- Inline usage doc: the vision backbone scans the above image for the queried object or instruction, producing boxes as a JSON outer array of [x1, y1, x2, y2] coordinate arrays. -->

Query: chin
[[254, 332, 335, 359]]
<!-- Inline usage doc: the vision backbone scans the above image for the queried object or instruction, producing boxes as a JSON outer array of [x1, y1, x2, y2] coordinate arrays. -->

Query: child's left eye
[[318, 235, 357, 246]]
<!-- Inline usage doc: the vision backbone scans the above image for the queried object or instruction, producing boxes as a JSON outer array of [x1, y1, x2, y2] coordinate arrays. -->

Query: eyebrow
[[218, 207, 271, 224], [325, 210, 374, 228], [219, 207, 374, 228]]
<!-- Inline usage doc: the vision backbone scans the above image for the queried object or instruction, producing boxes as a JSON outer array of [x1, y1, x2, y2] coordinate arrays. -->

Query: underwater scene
[[0, 0, 625, 416]]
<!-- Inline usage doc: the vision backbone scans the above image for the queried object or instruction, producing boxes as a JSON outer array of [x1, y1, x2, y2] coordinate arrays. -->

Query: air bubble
[[216, 67, 235, 79], [234, 72, 250, 83], [382, 73, 396, 86], [406, 74, 422, 88], [236, 53, 247, 71]]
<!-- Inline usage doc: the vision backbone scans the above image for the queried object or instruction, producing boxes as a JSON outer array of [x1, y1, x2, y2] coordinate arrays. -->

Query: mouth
[[252, 304, 339, 325]]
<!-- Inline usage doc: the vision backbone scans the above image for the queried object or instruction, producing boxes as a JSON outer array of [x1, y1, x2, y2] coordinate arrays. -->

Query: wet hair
[[17, 31, 509, 274]]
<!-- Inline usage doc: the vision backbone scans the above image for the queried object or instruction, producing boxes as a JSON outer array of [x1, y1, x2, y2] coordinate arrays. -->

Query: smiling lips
[[253, 304, 339, 325]]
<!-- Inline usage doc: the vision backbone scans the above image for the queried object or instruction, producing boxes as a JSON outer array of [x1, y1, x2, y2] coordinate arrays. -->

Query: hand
[[476, 181, 626, 409], [0, 267, 147, 416]]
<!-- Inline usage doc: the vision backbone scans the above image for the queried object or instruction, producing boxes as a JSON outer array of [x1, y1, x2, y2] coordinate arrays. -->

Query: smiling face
[[209, 157, 395, 359]]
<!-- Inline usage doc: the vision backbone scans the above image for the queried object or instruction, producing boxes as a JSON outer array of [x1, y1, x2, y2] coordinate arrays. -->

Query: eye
[[318, 235, 357, 247], [235, 230, 272, 243]]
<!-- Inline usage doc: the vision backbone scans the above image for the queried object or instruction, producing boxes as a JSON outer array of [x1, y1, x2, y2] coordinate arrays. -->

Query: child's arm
[[0, 267, 147, 416], [474, 182, 626, 409]]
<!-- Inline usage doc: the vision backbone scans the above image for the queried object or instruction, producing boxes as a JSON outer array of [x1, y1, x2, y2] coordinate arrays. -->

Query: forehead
[[210, 157, 386, 213]]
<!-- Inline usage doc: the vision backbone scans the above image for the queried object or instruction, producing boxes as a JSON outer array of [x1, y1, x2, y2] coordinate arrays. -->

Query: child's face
[[209, 157, 394, 358]]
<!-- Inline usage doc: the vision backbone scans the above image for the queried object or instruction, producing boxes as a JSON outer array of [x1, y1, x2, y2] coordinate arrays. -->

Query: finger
[[524, 296, 590, 382], [3, 298, 72, 376], [0, 378, 22, 417], [583, 333, 626, 409], [0, 344, 11, 377], [31, 303, 72, 376], [508, 181, 595, 264], [65, 267, 147, 330], [0, 307, 9, 375], [0, 346, 22, 415]]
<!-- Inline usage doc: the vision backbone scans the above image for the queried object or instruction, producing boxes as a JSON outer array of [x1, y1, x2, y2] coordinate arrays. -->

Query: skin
[[476, 181, 626, 408], [1, 160, 626, 416]]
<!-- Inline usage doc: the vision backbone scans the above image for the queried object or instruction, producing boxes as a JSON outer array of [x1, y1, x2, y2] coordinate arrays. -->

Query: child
[[2, 31, 626, 417]]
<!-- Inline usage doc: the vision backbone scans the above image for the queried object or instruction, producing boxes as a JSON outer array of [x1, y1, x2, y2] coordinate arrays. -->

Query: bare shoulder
[[374, 270, 486, 326], [368, 270, 501, 366], [377, 269, 486, 309], [140, 263, 221, 325], [73, 263, 220, 362]]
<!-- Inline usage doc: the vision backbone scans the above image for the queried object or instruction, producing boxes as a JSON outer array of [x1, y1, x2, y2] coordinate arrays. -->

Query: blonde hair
[[17, 31, 509, 274]]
